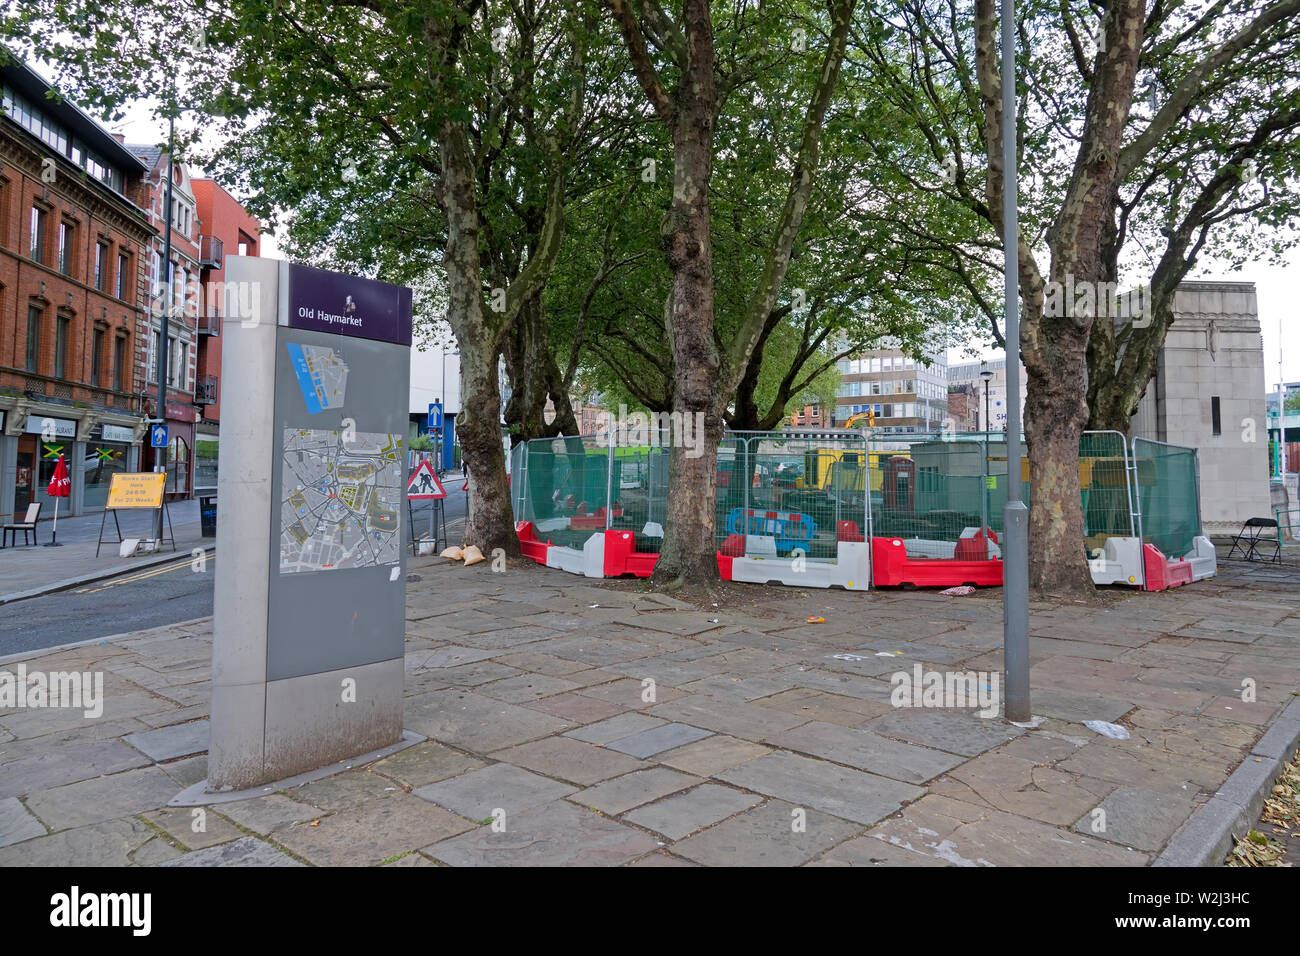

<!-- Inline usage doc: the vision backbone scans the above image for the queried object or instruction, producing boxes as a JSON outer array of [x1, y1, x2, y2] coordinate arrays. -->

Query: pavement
[[0, 552, 1297, 867], [0, 500, 209, 605]]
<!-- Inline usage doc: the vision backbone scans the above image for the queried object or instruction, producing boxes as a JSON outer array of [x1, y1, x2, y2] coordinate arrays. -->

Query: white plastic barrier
[[1088, 536, 1144, 587], [1187, 535, 1217, 582], [545, 531, 605, 577], [723, 540, 870, 591]]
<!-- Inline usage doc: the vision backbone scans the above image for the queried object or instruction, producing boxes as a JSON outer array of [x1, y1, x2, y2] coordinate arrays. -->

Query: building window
[[92, 327, 104, 387], [116, 252, 130, 300], [54, 314, 70, 378], [29, 206, 47, 263], [25, 304, 42, 372], [1211, 396, 1221, 436], [113, 335, 127, 391], [58, 221, 74, 275], [94, 242, 109, 290]]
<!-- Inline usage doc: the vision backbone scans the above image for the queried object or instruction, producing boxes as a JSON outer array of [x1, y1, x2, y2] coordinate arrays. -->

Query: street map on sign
[[287, 342, 349, 413], [280, 427, 403, 573]]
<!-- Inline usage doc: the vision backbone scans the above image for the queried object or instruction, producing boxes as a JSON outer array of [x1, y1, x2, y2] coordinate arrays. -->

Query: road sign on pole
[[427, 402, 443, 430], [408, 458, 447, 499], [150, 424, 168, 448]]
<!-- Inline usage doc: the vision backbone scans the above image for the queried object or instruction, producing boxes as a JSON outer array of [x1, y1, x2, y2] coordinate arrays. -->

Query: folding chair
[[1227, 517, 1280, 563]]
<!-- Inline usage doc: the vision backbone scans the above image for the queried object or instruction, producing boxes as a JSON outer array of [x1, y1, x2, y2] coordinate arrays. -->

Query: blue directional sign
[[150, 424, 168, 448], [427, 402, 443, 430]]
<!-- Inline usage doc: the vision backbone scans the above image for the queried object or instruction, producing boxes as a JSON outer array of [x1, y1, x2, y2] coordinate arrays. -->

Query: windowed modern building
[[0, 59, 153, 521], [833, 348, 949, 433]]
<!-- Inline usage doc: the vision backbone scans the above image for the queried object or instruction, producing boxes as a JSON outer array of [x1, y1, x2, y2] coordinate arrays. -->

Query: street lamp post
[[980, 367, 993, 434], [153, 112, 175, 544], [1000, 0, 1031, 722]]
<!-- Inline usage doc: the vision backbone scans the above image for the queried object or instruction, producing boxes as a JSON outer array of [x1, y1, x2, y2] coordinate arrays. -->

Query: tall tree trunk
[[650, 0, 721, 589], [438, 117, 516, 555]]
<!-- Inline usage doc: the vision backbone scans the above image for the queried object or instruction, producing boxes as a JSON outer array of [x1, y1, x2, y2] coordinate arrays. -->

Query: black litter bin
[[199, 495, 217, 537]]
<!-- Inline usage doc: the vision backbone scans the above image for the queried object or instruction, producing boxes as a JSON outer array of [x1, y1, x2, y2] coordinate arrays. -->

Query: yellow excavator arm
[[843, 409, 875, 429]]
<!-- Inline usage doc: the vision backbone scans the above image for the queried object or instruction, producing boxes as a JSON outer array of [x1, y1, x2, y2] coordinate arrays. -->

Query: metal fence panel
[[1132, 437, 1200, 559]]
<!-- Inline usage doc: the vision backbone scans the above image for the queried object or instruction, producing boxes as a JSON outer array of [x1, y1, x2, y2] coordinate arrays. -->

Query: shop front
[[83, 423, 139, 512], [15, 414, 77, 520]]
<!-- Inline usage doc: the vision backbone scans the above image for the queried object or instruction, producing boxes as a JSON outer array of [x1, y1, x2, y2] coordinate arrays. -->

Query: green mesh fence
[[869, 435, 997, 559], [1133, 437, 1200, 559], [716, 432, 870, 561], [514, 433, 671, 554]]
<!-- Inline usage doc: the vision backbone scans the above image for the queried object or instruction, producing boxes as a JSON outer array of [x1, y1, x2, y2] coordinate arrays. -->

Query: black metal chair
[[1227, 517, 1280, 564], [2, 502, 42, 548]]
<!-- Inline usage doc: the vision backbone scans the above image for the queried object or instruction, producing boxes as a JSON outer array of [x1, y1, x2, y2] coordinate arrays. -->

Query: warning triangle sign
[[407, 458, 447, 499]]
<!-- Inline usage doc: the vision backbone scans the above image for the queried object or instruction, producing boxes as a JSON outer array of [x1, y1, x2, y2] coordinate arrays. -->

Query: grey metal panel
[[265, 325, 409, 681]]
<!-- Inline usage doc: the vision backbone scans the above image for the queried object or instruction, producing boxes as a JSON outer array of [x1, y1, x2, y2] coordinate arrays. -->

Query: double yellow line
[[75, 555, 209, 594]]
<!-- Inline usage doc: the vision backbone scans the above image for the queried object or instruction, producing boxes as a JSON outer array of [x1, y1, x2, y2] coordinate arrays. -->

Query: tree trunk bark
[[1022, 305, 1093, 599], [503, 292, 580, 444]]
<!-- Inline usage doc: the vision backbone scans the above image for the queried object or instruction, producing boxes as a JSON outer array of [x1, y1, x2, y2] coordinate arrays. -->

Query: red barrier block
[[837, 520, 865, 542], [871, 537, 1003, 588], [602, 529, 658, 578], [515, 521, 551, 564]]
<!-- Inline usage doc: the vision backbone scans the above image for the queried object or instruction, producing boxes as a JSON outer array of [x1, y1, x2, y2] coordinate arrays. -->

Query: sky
[[74, 70, 1300, 402]]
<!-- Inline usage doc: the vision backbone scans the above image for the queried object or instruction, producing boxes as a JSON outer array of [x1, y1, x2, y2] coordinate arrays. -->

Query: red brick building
[[191, 177, 260, 490], [124, 143, 203, 499], [1, 60, 153, 521], [787, 403, 828, 428]]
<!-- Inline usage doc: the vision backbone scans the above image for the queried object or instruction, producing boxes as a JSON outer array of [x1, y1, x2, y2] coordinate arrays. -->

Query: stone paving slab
[[426, 800, 660, 866], [0, 557, 1296, 866], [414, 763, 578, 821], [123, 719, 210, 762], [670, 799, 862, 866], [624, 783, 764, 840], [605, 722, 714, 758], [716, 750, 925, 825], [158, 835, 303, 866]]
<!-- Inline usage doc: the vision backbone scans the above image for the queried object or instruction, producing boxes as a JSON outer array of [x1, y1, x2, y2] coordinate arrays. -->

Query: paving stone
[[159, 835, 304, 866], [0, 796, 46, 847], [1071, 785, 1196, 851], [123, 720, 210, 762], [0, 816, 157, 866], [370, 741, 486, 789], [671, 799, 862, 866], [768, 722, 964, 785], [426, 800, 659, 866], [542, 635, 661, 667], [571, 768, 701, 815], [606, 723, 714, 759], [24, 766, 181, 830], [678, 674, 803, 701], [648, 694, 808, 741], [0, 739, 150, 799], [414, 645, 498, 670], [716, 750, 924, 825], [490, 737, 649, 786], [383, 851, 438, 866], [404, 689, 571, 753], [655, 735, 773, 777], [215, 793, 323, 835], [274, 793, 474, 865], [140, 806, 245, 851], [755, 688, 892, 725], [865, 709, 1025, 757], [414, 763, 577, 821], [624, 784, 763, 839], [809, 836, 951, 867], [564, 712, 667, 745], [577, 678, 688, 710], [1058, 741, 1227, 793], [626, 851, 698, 867], [527, 692, 625, 724], [932, 753, 1113, 827], [868, 794, 1147, 866], [294, 770, 402, 811], [479, 674, 583, 703], [434, 661, 524, 687]]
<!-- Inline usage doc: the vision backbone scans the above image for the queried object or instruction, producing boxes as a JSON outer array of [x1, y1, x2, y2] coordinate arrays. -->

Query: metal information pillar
[[205, 257, 413, 791]]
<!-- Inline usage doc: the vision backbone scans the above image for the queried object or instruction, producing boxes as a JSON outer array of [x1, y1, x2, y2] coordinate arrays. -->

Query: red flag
[[47, 454, 71, 498]]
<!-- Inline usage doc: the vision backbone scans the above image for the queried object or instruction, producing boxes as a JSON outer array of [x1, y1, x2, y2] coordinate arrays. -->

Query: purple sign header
[[286, 263, 413, 346]]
